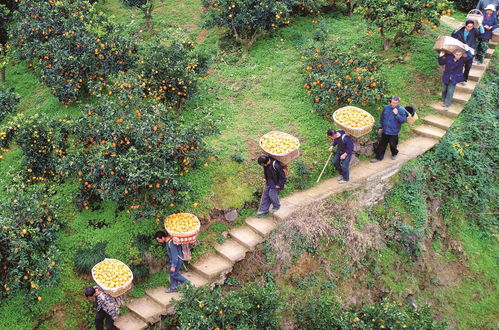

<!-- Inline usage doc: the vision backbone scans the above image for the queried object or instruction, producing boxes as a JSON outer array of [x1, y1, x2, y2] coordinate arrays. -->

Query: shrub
[[122, 0, 147, 6], [202, 0, 292, 48], [295, 297, 446, 329], [9, 0, 137, 105], [356, 0, 453, 50], [74, 242, 107, 275], [302, 43, 388, 116], [58, 89, 217, 218], [173, 282, 280, 329], [451, 0, 474, 11], [135, 40, 209, 113], [0, 187, 60, 298], [0, 87, 19, 122]]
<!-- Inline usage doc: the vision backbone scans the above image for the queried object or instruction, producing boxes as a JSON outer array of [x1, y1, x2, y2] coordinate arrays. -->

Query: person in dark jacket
[[327, 129, 354, 183], [85, 286, 124, 330], [371, 96, 407, 163], [256, 155, 286, 215], [476, 5, 498, 63], [476, 0, 498, 14], [438, 49, 466, 108], [155, 231, 189, 293], [451, 20, 484, 83]]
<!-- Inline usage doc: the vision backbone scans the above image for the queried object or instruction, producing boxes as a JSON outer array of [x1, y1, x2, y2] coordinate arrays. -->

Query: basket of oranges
[[332, 106, 375, 138], [92, 258, 133, 297], [259, 131, 300, 165], [164, 213, 201, 244]]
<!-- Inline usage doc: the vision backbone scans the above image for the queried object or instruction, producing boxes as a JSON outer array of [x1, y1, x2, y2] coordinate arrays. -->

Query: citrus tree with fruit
[[356, 0, 453, 50], [0, 87, 19, 122]]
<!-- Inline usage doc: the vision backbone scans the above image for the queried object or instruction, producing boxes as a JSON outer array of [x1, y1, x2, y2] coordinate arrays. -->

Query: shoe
[[477, 60, 483, 65], [391, 154, 398, 160], [460, 81, 466, 86], [269, 208, 280, 214], [337, 176, 344, 182], [165, 288, 178, 293], [338, 179, 348, 184], [443, 105, 449, 111], [370, 159, 380, 163], [256, 210, 268, 216]]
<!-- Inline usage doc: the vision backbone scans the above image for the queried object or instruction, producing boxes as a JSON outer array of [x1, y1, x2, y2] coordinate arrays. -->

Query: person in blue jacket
[[451, 20, 484, 83], [155, 231, 189, 293], [371, 96, 407, 163], [327, 129, 354, 184], [476, 5, 498, 64], [256, 155, 286, 215], [438, 49, 466, 109]]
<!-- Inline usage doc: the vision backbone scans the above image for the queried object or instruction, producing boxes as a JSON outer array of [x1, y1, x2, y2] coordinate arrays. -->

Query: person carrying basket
[[476, 0, 498, 16], [84, 286, 124, 330], [256, 155, 287, 215], [327, 129, 354, 184], [476, 5, 498, 64], [155, 231, 190, 293]]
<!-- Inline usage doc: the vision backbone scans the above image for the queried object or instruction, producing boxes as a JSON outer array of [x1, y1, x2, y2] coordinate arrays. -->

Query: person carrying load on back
[[476, 0, 498, 15], [327, 129, 354, 184], [476, 5, 498, 64], [256, 155, 287, 215], [84, 286, 124, 330], [451, 19, 484, 84], [155, 231, 190, 293], [438, 49, 466, 109]]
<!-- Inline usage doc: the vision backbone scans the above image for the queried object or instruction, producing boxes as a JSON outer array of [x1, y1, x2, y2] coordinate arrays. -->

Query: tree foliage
[[0, 87, 19, 123]]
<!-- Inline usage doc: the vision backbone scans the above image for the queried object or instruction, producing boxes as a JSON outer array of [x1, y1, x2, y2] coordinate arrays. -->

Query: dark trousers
[[170, 260, 188, 290], [332, 150, 352, 181], [463, 55, 473, 81], [95, 309, 116, 330], [375, 134, 399, 160], [259, 184, 280, 212], [476, 38, 489, 62]]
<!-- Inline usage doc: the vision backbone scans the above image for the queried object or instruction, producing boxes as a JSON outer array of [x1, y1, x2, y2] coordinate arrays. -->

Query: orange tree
[[135, 40, 209, 113], [202, 0, 292, 48], [58, 85, 218, 219], [302, 43, 388, 117], [356, 0, 453, 50], [0, 87, 19, 122], [0, 187, 60, 298], [9, 0, 137, 105]]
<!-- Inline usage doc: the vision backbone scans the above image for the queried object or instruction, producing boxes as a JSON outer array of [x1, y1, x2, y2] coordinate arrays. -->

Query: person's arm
[[379, 107, 386, 129], [395, 106, 408, 123], [438, 52, 447, 65], [168, 240, 179, 269], [477, 24, 485, 34], [101, 294, 120, 321], [345, 137, 354, 155]]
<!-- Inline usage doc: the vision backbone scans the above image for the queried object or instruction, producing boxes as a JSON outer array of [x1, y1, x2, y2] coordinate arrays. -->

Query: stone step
[[127, 296, 165, 324], [190, 254, 233, 281], [182, 270, 210, 287], [145, 287, 181, 314], [422, 115, 454, 130], [412, 124, 447, 140], [429, 102, 464, 118], [440, 15, 461, 29], [455, 79, 477, 93], [229, 226, 265, 251], [452, 90, 472, 104], [484, 47, 494, 58], [214, 239, 248, 263], [489, 41, 497, 49], [468, 68, 484, 81], [114, 314, 148, 330], [472, 58, 491, 71], [245, 217, 277, 237]]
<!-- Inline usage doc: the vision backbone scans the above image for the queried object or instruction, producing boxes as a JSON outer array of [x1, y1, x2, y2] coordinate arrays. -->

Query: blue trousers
[[170, 259, 188, 290], [259, 184, 280, 212], [332, 151, 352, 181], [441, 82, 456, 107]]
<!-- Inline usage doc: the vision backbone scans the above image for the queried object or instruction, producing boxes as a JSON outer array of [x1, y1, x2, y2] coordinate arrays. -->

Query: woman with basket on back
[[476, 5, 498, 64]]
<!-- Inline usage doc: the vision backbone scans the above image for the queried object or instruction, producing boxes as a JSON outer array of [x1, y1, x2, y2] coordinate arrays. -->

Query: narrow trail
[[115, 16, 497, 330]]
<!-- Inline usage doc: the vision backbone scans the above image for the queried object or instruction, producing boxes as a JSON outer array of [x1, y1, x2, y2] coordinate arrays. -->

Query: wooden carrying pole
[[316, 153, 332, 183]]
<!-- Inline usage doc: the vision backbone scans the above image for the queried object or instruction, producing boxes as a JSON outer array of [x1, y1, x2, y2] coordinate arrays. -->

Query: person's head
[[327, 129, 340, 140], [84, 287, 97, 299], [155, 230, 168, 243], [485, 4, 495, 14], [453, 49, 464, 60], [465, 20, 474, 31], [257, 155, 271, 167], [390, 96, 400, 108]]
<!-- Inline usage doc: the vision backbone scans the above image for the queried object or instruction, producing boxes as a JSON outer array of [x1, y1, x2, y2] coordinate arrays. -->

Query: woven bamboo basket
[[91, 258, 133, 297], [405, 106, 418, 125], [332, 106, 375, 138], [164, 213, 201, 244], [433, 36, 472, 57], [493, 29, 499, 43], [467, 9, 483, 28], [259, 131, 300, 165]]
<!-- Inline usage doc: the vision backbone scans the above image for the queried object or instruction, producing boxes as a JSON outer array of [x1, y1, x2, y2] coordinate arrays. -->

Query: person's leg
[[444, 83, 456, 107], [476, 39, 488, 63], [104, 312, 117, 330], [388, 135, 399, 156], [375, 134, 389, 160], [268, 187, 281, 210], [170, 260, 189, 289], [258, 184, 271, 213], [441, 82, 449, 105], [463, 56, 473, 81], [332, 150, 342, 177], [95, 310, 106, 330], [341, 154, 352, 181]]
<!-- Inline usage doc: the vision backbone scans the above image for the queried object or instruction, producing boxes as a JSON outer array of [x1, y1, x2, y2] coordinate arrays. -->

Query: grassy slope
[[0, 0, 483, 327]]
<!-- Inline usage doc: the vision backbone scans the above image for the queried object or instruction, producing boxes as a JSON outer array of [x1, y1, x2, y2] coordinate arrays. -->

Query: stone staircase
[[114, 16, 496, 330]]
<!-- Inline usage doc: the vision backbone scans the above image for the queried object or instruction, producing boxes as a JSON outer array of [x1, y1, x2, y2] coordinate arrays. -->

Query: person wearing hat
[[84, 286, 124, 330], [327, 129, 354, 183], [476, 5, 498, 64], [438, 49, 466, 109], [451, 20, 484, 84], [476, 0, 498, 15]]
